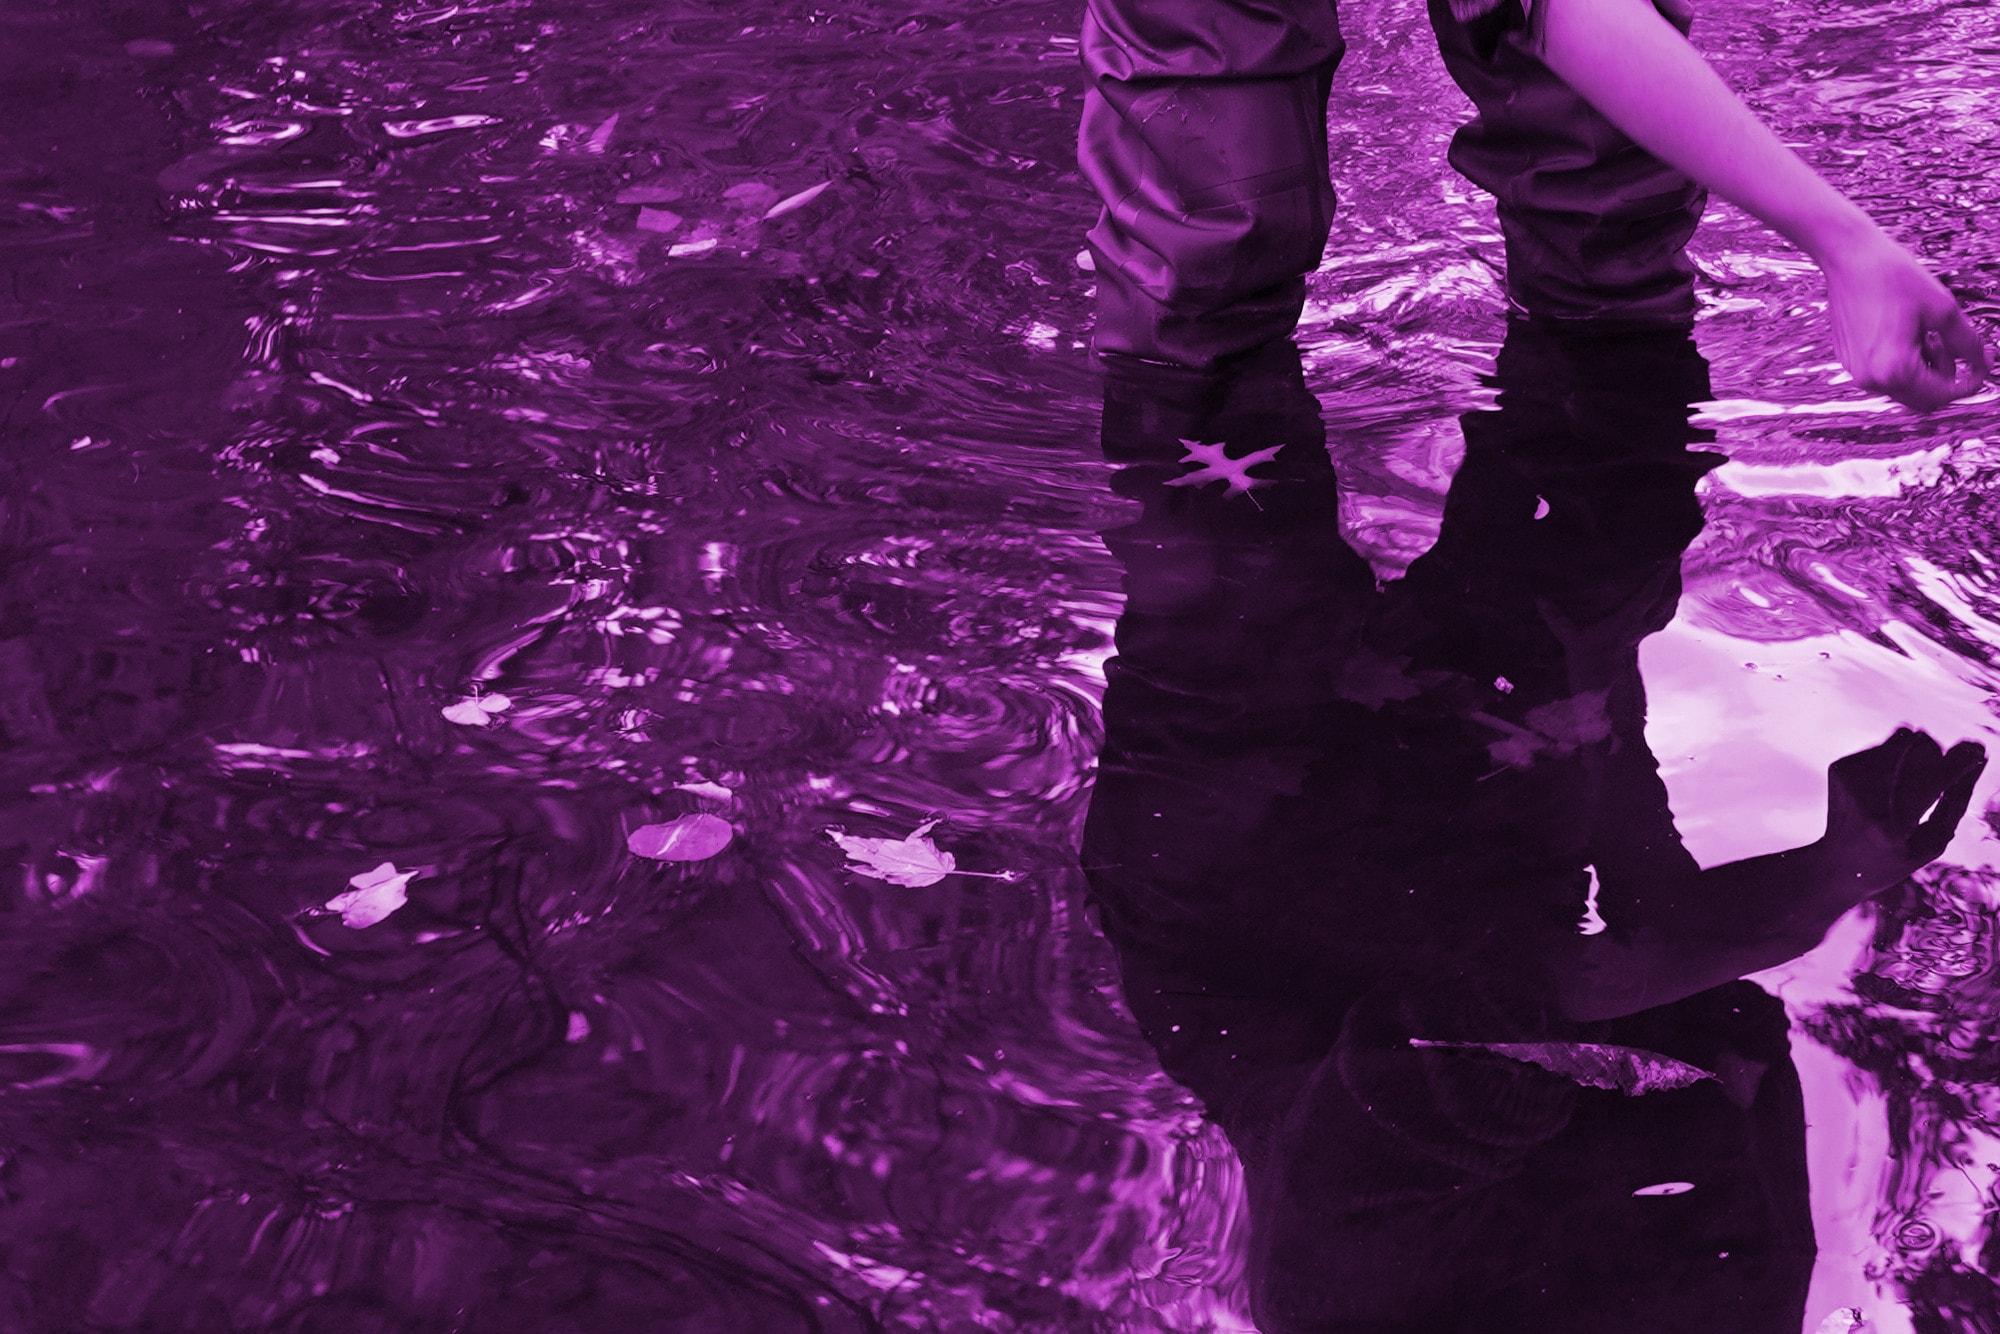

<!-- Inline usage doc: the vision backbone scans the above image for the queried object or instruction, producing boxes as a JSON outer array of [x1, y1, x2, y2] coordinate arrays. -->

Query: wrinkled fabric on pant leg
[[1429, 0, 1709, 324], [1078, 0, 1346, 369]]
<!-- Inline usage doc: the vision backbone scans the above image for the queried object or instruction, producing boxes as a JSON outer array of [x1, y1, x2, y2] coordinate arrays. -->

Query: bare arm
[[1534, 0, 1989, 411]]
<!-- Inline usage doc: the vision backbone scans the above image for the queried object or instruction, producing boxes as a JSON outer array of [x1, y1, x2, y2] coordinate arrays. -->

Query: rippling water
[[1, 0, 1998, 1329]]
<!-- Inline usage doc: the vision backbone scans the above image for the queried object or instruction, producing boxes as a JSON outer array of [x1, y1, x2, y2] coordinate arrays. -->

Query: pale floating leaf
[[1409, 1039, 1718, 1096], [636, 207, 683, 234], [1163, 438, 1285, 499], [668, 237, 717, 258], [324, 861, 416, 929], [675, 779, 735, 802], [442, 697, 496, 726], [826, 818, 956, 887], [476, 694, 512, 714], [1632, 1180, 1697, 1196], [565, 1012, 591, 1043], [1813, 1308, 1869, 1334], [627, 813, 735, 862], [761, 180, 830, 221]]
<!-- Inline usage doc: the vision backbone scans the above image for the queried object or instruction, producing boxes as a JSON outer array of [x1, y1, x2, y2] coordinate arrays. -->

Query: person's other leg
[[1428, 0, 1707, 325], [1079, 0, 1347, 369]]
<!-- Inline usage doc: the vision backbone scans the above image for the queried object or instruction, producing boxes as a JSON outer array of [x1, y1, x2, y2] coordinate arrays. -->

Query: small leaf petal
[[324, 861, 416, 929], [636, 206, 683, 234], [761, 180, 830, 221], [442, 697, 494, 726], [628, 813, 735, 862]]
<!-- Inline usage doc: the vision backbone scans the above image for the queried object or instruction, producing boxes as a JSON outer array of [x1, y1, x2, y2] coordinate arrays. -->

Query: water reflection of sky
[[1, 0, 1998, 1329]]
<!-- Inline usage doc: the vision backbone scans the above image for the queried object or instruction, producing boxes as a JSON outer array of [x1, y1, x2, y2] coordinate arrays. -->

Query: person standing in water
[[1078, 0, 1990, 410]]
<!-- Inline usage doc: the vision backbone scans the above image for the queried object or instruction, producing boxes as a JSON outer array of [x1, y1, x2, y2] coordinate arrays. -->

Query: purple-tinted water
[[0, 0, 1997, 1329]]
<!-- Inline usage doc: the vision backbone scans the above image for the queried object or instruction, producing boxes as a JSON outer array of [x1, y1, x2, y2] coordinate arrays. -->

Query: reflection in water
[[1083, 322, 1981, 1331], [2, 0, 2000, 1329]]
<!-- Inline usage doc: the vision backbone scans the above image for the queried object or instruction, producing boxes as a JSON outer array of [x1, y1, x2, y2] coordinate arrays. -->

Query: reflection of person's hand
[[1824, 239, 1991, 413], [1820, 727, 1986, 905]]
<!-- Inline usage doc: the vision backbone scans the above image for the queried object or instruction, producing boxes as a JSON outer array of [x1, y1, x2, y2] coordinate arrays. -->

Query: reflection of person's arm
[[1556, 843, 1847, 1023], [1533, 0, 1879, 266], [1559, 728, 1985, 1022]]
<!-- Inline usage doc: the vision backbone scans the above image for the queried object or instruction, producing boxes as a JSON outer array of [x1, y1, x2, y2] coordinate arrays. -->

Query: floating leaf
[[628, 813, 734, 862], [668, 237, 717, 258], [636, 206, 683, 234], [827, 818, 956, 887], [1163, 438, 1285, 499], [1409, 1039, 1718, 1096], [723, 180, 782, 209], [441, 693, 511, 726], [761, 180, 830, 221], [1480, 689, 1613, 768], [1813, 1308, 1868, 1334], [1632, 1181, 1696, 1196], [675, 779, 735, 802], [324, 861, 416, 929]]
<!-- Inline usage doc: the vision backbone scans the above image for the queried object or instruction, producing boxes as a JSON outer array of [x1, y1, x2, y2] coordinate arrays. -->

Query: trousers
[[1078, 0, 1710, 367]]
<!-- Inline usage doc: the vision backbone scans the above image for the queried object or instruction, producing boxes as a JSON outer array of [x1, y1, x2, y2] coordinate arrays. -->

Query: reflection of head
[[1084, 321, 1815, 1334]]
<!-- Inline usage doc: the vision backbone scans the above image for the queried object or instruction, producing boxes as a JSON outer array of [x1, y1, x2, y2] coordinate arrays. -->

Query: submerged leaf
[[627, 813, 735, 862], [636, 206, 683, 234], [761, 180, 830, 221], [827, 818, 956, 887], [324, 861, 416, 929], [1409, 1039, 1718, 1096]]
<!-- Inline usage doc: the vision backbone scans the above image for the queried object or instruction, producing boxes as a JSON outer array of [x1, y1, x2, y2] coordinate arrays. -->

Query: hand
[[1823, 239, 1991, 412], [1820, 727, 1986, 905]]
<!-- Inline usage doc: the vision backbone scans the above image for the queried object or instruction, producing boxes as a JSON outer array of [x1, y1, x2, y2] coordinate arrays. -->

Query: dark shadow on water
[[1082, 323, 1824, 1331]]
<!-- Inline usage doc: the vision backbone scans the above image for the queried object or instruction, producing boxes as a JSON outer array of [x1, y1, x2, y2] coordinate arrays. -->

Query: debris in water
[[442, 693, 512, 726], [762, 181, 831, 221], [325, 862, 417, 929], [627, 813, 735, 862], [1409, 1039, 1718, 1096]]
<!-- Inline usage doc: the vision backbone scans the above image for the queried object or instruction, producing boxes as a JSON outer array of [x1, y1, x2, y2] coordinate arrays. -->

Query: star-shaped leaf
[[1163, 438, 1285, 499]]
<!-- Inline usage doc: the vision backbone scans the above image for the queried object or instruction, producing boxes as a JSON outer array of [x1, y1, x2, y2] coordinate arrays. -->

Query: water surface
[[2, 0, 1998, 1329]]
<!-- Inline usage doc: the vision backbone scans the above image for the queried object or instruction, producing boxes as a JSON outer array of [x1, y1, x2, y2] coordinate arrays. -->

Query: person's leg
[[1428, 0, 1708, 325], [1078, 0, 1347, 369]]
